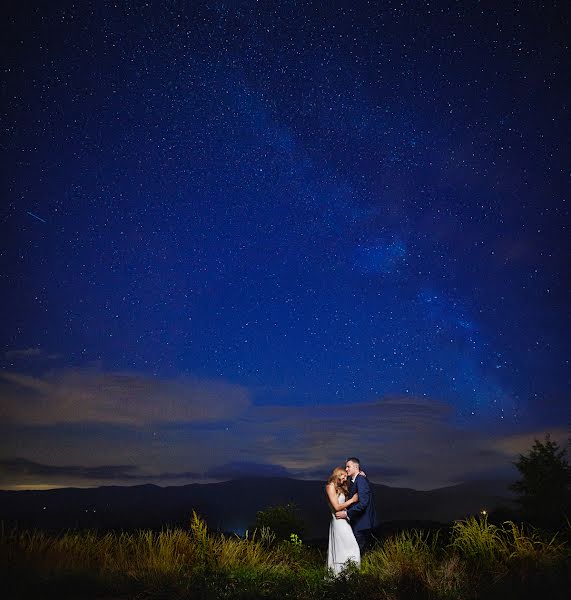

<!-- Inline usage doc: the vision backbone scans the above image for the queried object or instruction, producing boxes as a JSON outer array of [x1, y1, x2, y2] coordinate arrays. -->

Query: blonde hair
[[327, 466, 349, 497]]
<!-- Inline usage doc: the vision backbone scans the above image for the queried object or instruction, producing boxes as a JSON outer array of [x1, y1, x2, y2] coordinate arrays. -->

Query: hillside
[[0, 477, 515, 538]]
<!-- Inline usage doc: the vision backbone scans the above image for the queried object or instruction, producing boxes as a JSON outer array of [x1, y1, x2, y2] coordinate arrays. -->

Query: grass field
[[2, 513, 570, 599]]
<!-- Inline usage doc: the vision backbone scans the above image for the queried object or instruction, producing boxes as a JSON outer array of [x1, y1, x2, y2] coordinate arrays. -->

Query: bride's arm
[[325, 483, 358, 511], [340, 492, 358, 509]]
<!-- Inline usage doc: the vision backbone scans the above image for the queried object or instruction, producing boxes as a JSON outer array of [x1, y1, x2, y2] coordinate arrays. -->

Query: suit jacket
[[347, 473, 377, 532]]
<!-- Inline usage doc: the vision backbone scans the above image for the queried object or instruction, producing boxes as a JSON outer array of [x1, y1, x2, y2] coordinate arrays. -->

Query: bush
[[253, 503, 306, 542]]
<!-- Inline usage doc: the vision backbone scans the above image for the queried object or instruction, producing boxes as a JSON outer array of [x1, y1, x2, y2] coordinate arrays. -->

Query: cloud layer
[[0, 369, 250, 426], [1, 367, 567, 490]]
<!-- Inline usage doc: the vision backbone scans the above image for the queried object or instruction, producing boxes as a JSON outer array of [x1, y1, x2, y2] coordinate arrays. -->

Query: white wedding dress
[[327, 493, 361, 575]]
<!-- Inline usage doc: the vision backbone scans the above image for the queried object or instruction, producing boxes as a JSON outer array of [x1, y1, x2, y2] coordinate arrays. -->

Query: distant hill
[[0, 478, 515, 539]]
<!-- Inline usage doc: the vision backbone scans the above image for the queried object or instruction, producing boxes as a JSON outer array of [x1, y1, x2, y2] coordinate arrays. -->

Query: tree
[[510, 435, 571, 529], [253, 502, 305, 541]]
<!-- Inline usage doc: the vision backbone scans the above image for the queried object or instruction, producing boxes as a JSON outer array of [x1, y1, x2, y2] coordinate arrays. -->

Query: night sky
[[1, 1, 569, 491]]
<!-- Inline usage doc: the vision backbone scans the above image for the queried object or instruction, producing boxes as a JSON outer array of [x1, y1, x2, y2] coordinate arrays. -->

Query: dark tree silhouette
[[510, 435, 571, 529]]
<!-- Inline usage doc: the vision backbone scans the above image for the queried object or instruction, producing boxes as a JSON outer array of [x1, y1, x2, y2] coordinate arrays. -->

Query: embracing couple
[[325, 457, 377, 575]]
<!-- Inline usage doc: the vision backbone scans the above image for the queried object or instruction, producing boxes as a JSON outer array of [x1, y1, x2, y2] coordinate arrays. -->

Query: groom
[[335, 456, 377, 555]]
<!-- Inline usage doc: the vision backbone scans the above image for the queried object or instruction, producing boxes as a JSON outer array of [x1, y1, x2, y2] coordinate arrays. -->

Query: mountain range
[[0, 477, 516, 539]]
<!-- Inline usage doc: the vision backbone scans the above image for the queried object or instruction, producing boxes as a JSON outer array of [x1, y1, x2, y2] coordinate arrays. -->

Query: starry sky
[[1, 0, 569, 491]]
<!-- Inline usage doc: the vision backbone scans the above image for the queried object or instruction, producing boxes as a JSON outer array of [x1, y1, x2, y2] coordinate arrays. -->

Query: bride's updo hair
[[327, 466, 349, 497]]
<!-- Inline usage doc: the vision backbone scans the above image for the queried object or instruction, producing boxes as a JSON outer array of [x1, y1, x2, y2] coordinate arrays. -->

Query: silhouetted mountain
[[0, 478, 515, 538]]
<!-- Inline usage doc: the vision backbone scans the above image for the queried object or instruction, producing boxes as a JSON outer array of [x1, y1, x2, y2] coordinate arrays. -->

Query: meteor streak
[[27, 211, 46, 223]]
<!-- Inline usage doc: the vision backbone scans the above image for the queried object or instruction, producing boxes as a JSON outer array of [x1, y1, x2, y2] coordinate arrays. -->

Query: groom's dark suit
[[347, 473, 377, 554]]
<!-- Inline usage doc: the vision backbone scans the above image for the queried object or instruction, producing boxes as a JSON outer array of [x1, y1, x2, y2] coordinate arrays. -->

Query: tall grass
[[2, 514, 569, 599], [450, 515, 507, 569], [450, 515, 566, 571], [363, 529, 465, 598], [364, 529, 439, 578]]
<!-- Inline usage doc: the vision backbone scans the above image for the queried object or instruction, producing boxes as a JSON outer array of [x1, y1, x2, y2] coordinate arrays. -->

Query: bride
[[325, 466, 360, 575]]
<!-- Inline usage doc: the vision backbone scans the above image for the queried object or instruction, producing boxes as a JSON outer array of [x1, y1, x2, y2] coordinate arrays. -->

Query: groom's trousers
[[354, 529, 372, 555]]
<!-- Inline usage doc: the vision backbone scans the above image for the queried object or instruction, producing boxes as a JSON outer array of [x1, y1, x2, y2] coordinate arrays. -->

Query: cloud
[[1, 368, 562, 491], [359, 465, 413, 479], [451, 464, 518, 483], [0, 458, 201, 487], [490, 429, 570, 456], [0, 458, 141, 481], [1, 392, 467, 489], [204, 461, 293, 479], [5, 348, 43, 359], [0, 368, 251, 426], [219, 396, 534, 489], [199, 396, 466, 487], [4, 348, 61, 360]]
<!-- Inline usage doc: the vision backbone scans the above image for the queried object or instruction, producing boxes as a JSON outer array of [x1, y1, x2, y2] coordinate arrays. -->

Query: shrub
[[254, 503, 306, 542]]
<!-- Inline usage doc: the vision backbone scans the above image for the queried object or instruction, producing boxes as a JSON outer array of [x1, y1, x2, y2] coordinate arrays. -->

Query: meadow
[[2, 512, 570, 599]]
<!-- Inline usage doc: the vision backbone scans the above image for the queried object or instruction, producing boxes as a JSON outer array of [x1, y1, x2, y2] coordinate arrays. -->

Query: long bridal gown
[[327, 493, 361, 575]]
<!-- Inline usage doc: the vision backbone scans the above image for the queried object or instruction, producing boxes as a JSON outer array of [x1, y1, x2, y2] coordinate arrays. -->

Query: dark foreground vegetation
[[2, 512, 570, 600], [3, 436, 569, 598]]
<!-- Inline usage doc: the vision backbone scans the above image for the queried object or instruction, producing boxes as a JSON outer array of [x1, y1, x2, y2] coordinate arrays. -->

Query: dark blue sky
[[1, 0, 568, 490]]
